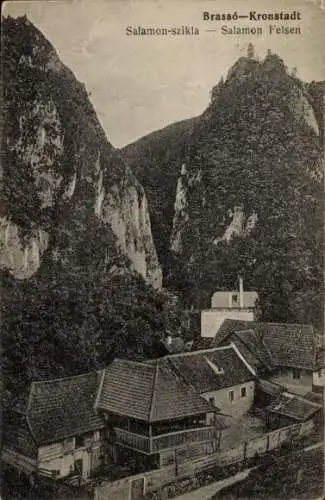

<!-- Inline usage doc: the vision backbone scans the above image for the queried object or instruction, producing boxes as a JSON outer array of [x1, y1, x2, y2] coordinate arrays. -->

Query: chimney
[[239, 276, 244, 308], [166, 335, 172, 346]]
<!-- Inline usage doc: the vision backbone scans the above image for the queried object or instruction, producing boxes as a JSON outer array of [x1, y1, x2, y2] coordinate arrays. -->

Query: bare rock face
[[2, 16, 162, 288], [170, 164, 190, 254], [95, 168, 162, 288], [213, 207, 258, 245], [0, 217, 49, 278]]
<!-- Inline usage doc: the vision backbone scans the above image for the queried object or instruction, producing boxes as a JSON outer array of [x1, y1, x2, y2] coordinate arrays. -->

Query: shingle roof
[[164, 345, 255, 394], [257, 379, 285, 397], [205, 319, 318, 371], [12, 371, 105, 445], [265, 392, 322, 421], [192, 337, 215, 351], [3, 410, 38, 458], [97, 359, 214, 423]]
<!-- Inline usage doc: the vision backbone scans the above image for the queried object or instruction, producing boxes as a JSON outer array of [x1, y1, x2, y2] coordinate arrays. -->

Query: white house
[[201, 277, 258, 338]]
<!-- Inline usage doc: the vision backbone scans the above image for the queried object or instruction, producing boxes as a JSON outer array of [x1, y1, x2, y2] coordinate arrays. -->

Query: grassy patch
[[212, 447, 324, 499]]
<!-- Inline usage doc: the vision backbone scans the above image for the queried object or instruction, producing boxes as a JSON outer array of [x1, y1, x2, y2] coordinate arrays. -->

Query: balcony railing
[[114, 426, 217, 454], [113, 428, 151, 453], [151, 426, 217, 453]]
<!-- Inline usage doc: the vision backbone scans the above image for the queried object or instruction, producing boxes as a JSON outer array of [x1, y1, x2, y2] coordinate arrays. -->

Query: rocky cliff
[[2, 16, 175, 396], [123, 50, 324, 327], [2, 15, 162, 288]]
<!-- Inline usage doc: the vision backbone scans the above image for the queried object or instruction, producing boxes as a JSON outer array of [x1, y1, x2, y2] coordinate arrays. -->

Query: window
[[232, 294, 239, 306], [75, 435, 85, 448], [241, 387, 247, 398], [229, 390, 235, 402], [63, 437, 75, 452], [292, 369, 301, 380]]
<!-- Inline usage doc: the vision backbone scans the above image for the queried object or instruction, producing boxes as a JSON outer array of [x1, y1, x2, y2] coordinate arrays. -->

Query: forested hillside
[[123, 49, 324, 328], [1, 16, 175, 402]]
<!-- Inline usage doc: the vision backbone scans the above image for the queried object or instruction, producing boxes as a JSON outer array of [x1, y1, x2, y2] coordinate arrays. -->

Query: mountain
[[121, 117, 199, 269], [2, 15, 162, 289], [1, 16, 173, 399], [122, 49, 324, 328]]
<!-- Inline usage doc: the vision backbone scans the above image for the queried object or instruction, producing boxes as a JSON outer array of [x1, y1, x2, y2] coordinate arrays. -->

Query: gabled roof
[[202, 319, 318, 371], [11, 371, 105, 445], [3, 410, 38, 458], [265, 392, 322, 422], [96, 359, 215, 423], [163, 345, 255, 394]]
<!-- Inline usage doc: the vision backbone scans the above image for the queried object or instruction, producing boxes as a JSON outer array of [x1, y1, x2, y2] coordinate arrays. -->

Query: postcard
[[1, 0, 324, 498]]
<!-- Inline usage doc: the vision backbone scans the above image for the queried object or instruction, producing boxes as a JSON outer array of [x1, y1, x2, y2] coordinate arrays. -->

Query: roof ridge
[[259, 337, 275, 369], [165, 344, 233, 358], [222, 319, 313, 329], [256, 322, 313, 328], [149, 361, 159, 422], [282, 391, 322, 408], [31, 370, 98, 385], [230, 342, 256, 376], [233, 332, 273, 371], [26, 382, 36, 413], [25, 414, 37, 443], [113, 358, 154, 369], [93, 369, 106, 411]]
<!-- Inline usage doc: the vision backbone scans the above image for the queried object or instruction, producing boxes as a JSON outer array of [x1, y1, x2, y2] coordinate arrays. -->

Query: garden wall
[[94, 420, 314, 500]]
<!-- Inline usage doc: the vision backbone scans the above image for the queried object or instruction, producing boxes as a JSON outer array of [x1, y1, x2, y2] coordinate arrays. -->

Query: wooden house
[[2, 372, 106, 482], [95, 359, 227, 469]]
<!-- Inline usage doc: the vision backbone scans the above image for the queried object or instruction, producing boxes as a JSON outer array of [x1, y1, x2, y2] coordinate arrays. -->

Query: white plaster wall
[[201, 310, 255, 338], [202, 381, 255, 418], [269, 369, 313, 396], [38, 436, 103, 480], [313, 368, 325, 387]]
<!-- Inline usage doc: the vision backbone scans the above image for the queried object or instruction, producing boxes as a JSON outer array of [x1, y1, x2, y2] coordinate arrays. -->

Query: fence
[[93, 420, 314, 500]]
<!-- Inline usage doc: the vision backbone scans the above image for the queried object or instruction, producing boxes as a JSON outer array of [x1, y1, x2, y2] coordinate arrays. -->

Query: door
[[130, 477, 145, 500], [91, 448, 102, 472], [74, 458, 83, 477]]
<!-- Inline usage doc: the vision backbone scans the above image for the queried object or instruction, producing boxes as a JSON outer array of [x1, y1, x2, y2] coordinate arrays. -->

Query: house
[[95, 359, 227, 469], [201, 278, 258, 338], [3, 358, 231, 481], [255, 379, 322, 429], [195, 319, 322, 396], [160, 344, 257, 419], [2, 372, 106, 482], [312, 346, 325, 393], [263, 391, 322, 429]]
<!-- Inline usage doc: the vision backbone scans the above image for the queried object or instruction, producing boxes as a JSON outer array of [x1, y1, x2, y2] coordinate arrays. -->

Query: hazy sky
[[3, 0, 325, 147]]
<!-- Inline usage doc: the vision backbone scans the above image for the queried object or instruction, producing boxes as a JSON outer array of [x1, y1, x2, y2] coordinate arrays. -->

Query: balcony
[[114, 426, 217, 454]]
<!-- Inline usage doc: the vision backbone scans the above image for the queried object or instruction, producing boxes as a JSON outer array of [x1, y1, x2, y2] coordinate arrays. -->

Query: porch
[[114, 425, 218, 454]]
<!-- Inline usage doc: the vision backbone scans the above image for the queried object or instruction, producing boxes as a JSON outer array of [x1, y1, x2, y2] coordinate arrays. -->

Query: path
[[173, 469, 253, 500], [174, 441, 324, 500]]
